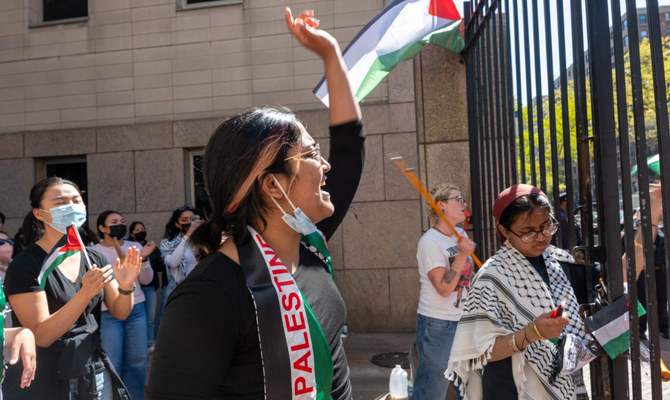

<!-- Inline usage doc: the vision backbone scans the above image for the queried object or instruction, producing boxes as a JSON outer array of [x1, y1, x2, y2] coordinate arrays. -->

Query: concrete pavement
[[344, 332, 670, 399]]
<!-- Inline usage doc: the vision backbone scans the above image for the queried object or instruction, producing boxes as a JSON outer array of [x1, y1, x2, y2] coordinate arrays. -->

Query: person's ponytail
[[21, 210, 43, 246]]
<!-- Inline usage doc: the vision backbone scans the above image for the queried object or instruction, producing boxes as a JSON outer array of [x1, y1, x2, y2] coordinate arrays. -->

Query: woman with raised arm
[[3, 177, 142, 399], [147, 8, 364, 400]]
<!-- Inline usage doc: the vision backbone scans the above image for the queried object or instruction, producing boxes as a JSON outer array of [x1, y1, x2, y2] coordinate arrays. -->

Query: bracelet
[[510, 332, 520, 352], [528, 320, 548, 341], [635, 242, 644, 249], [118, 283, 136, 295], [521, 327, 531, 348]]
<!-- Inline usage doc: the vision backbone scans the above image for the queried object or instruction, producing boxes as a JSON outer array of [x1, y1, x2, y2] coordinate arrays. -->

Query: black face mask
[[133, 231, 147, 242], [109, 224, 127, 240], [180, 223, 191, 234]]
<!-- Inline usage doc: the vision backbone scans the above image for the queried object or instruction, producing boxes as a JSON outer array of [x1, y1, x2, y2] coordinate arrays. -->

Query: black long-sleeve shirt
[[147, 120, 365, 400]]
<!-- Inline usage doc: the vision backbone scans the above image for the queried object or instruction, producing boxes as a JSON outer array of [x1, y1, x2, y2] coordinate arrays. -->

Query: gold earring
[[506, 239, 512, 249]]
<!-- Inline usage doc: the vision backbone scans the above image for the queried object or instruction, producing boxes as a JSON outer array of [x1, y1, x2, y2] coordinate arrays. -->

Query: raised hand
[[457, 238, 477, 257], [81, 264, 113, 299], [186, 220, 203, 237], [140, 241, 156, 259], [285, 8, 339, 61], [114, 246, 141, 292]]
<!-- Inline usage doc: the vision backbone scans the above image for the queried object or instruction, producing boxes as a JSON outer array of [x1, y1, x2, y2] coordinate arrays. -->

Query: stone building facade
[[0, 0, 467, 332]]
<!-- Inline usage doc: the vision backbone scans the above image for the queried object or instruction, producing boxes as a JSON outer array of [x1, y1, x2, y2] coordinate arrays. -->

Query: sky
[[453, 0, 670, 105]]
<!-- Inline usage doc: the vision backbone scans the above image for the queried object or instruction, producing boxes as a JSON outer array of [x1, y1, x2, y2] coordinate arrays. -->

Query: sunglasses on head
[[0, 238, 14, 246]]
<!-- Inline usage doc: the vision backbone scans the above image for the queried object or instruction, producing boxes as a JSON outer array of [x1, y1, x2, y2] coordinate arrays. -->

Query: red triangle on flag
[[60, 225, 84, 253], [428, 0, 461, 20]]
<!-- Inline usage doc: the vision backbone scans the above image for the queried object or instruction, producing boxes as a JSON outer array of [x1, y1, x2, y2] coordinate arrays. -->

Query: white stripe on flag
[[314, 0, 456, 106], [591, 311, 629, 345]]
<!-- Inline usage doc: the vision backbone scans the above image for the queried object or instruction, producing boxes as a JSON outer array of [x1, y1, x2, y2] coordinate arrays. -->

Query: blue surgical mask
[[270, 175, 318, 235], [42, 203, 87, 233]]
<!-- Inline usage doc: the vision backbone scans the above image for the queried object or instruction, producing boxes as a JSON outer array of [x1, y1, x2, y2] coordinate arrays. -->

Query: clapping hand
[[140, 241, 156, 260], [114, 246, 141, 292]]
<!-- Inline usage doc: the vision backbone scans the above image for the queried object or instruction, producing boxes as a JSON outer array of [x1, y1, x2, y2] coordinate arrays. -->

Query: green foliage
[[515, 37, 670, 199]]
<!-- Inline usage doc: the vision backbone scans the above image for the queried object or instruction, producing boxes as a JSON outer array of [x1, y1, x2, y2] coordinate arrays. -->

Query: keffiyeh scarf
[[446, 244, 593, 400]]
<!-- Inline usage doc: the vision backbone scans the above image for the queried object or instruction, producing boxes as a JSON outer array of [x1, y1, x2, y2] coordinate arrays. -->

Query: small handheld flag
[[38, 224, 90, 290]]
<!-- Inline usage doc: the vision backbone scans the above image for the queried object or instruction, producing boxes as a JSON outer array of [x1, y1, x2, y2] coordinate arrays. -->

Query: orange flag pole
[[389, 153, 482, 269]]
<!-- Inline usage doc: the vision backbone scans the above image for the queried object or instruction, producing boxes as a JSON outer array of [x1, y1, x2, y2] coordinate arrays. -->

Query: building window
[[43, 157, 89, 209], [640, 14, 647, 25], [624, 35, 629, 47], [665, 12, 670, 21], [43, 0, 87, 22], [176, 0, 242, 10], [641, 30, 648, 40], [187, 150, 211, 218], [666, 28, 670, 36], [623, 20, 627, 30]]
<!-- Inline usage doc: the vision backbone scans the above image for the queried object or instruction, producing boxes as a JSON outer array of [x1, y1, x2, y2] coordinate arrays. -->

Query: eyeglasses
[[0, 239, 14, 246], [438, 196, 465, 205], [285, 144, 321, 163], [509, 217, 559, 244]]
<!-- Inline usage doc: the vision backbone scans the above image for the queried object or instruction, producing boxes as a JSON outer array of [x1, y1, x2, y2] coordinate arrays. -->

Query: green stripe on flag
[[601, 330, 631, 359], [39, 250, 79, 290], [355, 20, 464, 102]]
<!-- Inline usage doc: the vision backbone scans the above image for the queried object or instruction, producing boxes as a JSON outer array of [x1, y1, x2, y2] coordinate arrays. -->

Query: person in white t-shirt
[[411, 184, 476, 400]]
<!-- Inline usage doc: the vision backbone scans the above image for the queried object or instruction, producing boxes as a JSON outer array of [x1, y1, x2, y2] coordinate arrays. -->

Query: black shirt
[[147, 120, 365, 400], [482, 256, 549, 400], [3, 243, 108, 399]]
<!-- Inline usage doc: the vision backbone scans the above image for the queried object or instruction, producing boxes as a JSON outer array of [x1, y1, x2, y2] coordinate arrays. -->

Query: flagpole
[[389, 153, 482, 269], [71, 224, 93, 270]]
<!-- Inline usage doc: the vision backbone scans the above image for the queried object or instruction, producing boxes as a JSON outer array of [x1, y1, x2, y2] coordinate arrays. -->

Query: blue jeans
[[141, 286, 157, 343], [156, 282, 173, 334], [101, 304, 147, 400], [410, 314, 462, 400]]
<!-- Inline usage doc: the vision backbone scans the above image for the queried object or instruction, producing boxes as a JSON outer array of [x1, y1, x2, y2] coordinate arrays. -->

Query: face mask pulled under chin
[[269, 175, 318, 235]]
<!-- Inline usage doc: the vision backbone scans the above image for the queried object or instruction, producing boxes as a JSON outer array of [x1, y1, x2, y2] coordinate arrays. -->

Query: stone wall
[[0, 0, 467, 333]]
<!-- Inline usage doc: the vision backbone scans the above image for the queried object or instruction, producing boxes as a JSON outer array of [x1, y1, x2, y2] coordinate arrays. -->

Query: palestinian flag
[[584, 295, 646, 359], [39, 224, 88, 290], [314, 0, 464, 106]]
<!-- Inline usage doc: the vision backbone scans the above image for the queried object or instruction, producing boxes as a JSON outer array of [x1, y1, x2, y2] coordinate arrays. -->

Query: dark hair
[[96, 210, 122, 238], [0, 212, 5, 224], [23, 176, 81, 245], [498, 193, 554, 231], [164, 206, 196, 241], [78, 222, 100, 246], [190, 107, 301, 255], [129, 221, 145, 242]]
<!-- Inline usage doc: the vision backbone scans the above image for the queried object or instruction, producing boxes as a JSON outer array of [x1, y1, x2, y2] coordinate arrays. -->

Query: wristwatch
[[118, 283, 136, 295]]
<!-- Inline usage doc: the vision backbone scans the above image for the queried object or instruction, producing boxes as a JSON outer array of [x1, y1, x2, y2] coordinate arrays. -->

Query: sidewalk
[[344, 333, 670, 399]]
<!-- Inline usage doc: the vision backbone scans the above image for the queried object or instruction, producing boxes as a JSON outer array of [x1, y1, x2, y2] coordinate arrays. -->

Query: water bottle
[[389, 364, 408, 400]]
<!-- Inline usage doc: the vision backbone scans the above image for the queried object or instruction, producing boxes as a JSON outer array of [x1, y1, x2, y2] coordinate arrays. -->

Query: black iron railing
[[463, 0, 670, 398]]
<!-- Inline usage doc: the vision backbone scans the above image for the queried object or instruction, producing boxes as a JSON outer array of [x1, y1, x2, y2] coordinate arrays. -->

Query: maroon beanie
[[492, 184, 547, 244]]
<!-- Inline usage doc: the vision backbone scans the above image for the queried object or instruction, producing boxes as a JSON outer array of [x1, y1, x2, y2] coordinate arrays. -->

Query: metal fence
[[463, 0, 670, 398]]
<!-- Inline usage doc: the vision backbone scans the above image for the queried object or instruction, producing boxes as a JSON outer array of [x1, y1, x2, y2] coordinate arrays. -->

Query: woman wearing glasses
[[447, 184, 594, 400], [147, 8, 363, 400], [411, 184, 476, 400]]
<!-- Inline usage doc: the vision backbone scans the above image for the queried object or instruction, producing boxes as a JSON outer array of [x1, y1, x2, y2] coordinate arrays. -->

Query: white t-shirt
[[416, 227, 475, 321], [92, 240, 154, 310]]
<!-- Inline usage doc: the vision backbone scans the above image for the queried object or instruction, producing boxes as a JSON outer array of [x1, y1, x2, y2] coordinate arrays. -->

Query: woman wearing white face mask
[[147, 9, 364, 400], [3, 177, 142, 399]]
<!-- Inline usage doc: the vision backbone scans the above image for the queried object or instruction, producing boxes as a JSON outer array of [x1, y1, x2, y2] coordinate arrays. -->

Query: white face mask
[[269, 175, 318, 235]]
